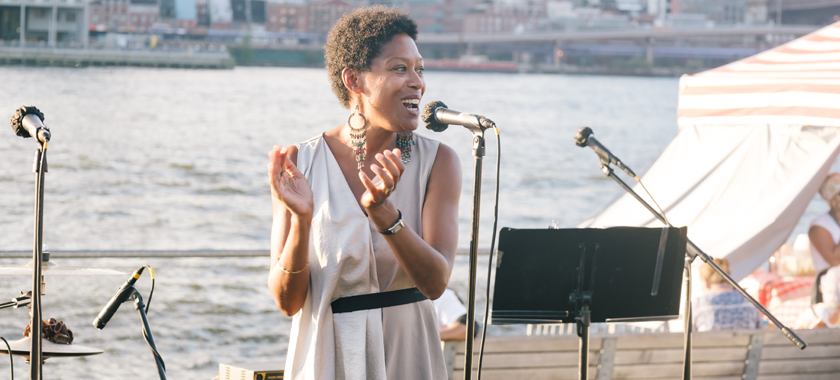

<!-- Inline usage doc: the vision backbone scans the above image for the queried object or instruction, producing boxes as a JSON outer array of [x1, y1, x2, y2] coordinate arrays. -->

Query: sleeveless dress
[[810, 212, 840, 273], [283, 133, 448, 380]]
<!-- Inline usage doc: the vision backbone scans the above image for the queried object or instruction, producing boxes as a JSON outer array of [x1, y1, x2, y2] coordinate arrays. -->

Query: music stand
[[491, 226, 687, 380]]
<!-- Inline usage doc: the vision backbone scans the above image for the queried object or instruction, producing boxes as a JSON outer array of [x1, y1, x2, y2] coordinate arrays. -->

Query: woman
[[796, 266, 840, 329], [810, 173, 840, 272], [266, 7, 461, 380], [692, 258, 762, 332]]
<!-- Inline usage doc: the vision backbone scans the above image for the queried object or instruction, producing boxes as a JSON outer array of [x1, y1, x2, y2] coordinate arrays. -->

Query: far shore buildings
[[2, 0, 840, 49], [0, 0, 89, 47]]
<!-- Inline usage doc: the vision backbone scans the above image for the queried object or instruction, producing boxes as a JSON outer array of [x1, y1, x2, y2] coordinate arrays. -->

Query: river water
[[0, 67, 835, 379]]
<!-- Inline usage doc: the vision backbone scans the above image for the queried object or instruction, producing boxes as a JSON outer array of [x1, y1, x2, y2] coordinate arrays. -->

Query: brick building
[[127, 2, 161, 29], [266, 3, 306, 33], [400, 0, 445, 33], [307, 0, 357, 34], [89, 0, 129, 27], [462, 5, 546, 34]]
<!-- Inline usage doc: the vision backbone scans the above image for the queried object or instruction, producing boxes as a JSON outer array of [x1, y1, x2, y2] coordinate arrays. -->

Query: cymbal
[[0, 337, 103, 359], [0, 261, 125, 276]]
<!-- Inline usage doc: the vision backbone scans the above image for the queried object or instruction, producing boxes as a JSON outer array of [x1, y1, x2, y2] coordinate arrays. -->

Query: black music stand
[[491, 227, 687, 380]]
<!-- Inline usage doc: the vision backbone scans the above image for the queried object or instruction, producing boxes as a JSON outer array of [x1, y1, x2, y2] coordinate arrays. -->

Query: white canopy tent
[[581, 22, 840, 281]]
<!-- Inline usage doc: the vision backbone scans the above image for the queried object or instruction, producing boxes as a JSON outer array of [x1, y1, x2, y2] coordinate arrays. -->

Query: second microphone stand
[[598, 163, 806, 380], [30, 141, 48, 379], [463, 127, 487, 380]]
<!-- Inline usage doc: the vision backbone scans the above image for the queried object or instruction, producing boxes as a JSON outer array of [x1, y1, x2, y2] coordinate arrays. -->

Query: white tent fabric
[[580, 125, 840, 281], [678, 22, 840, 128], [581, 22, 840, 281]]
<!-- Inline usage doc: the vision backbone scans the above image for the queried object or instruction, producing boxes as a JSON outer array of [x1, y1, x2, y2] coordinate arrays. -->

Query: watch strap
[[378, 210, 405, 235]]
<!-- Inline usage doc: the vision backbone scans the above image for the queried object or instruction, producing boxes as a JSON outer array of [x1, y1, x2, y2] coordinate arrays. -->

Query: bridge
[[415, 25, 822, 71], [416, 25, 819, 44]]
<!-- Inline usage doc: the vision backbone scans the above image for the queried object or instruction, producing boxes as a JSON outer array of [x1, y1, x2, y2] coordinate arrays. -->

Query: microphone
[[92, 267, 145, 330], [10, 106, 50, 143], [422, 101, 496, 133], [574, 127, 637, 178]]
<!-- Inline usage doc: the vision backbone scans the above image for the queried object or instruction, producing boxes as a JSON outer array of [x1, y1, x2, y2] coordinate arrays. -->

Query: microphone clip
[[457, 112, 494, 137], [575, 126, 637, 178], [575, 126, 609, 166]]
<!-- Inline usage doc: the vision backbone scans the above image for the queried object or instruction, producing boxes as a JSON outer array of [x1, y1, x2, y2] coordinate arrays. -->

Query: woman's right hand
[[268, 145, 313, 218]]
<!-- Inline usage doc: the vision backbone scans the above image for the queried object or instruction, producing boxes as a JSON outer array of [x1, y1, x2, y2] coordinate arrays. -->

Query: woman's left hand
[[359, 148, 405, 210]]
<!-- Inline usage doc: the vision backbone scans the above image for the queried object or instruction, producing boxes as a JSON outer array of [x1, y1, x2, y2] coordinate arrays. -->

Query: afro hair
[[324, 6, 418, 109]]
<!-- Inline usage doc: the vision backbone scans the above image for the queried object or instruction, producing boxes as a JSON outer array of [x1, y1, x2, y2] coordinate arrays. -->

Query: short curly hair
[[324, 6, 418, 109]]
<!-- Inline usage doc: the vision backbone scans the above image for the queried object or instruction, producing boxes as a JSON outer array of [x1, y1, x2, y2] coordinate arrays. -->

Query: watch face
[[392, 221, 405, 234], [382, 220, 405, 235]]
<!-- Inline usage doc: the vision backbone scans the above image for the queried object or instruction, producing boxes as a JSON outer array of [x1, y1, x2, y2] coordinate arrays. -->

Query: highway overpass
[[416, 25, 820, 44]]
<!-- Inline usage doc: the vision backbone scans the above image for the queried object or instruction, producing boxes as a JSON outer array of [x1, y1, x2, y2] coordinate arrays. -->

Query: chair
[[811, 268, 830, 305]]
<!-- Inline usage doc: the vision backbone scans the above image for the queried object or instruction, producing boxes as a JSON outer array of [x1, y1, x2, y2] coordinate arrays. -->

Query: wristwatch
[[378, 210, 405, 235]]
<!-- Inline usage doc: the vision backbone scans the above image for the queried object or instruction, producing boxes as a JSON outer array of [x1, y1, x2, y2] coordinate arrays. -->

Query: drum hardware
[[0, 336, 103, 361], [0, 292, 31, 310], [0, 252, 127, 276], [0, 252, 125, 296]]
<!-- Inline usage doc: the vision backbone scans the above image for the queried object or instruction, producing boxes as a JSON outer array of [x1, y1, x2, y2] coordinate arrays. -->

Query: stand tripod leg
[[578, 322, 589, 380], [30, 145, 47, 380], [464, 134, 485, 380], [682, 256, 692, 380], [577, 306, 590, 380]]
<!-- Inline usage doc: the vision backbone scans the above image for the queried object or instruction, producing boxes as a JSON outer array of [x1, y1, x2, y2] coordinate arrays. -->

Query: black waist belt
[[331, 287, 427, 314]]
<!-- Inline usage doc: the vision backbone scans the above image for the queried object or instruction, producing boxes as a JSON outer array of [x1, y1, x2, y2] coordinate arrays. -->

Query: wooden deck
[[448, 328, 840, 380]]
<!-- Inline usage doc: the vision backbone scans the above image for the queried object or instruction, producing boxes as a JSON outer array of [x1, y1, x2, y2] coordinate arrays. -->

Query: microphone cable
[[139, 265, 165, 373], [143, 265, 156, 314], [1, 335, 12, 380], [634, 175, 671, 226], [476, 125, 501, 380], [143, 319, 166, 374]]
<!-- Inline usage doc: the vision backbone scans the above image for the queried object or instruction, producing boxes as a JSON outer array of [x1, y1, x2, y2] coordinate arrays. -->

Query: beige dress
[[283, 133, 447, 380]]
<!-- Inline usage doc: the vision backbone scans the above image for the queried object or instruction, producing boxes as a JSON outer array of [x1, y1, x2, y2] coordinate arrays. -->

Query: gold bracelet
[[280, 264, 309, 274]]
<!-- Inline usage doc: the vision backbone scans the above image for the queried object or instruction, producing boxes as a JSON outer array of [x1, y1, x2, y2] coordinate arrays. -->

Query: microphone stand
[[130, 288, 166, 380], [598, 163, 807, 380], [30, 142, 48, 379], [462, 125, 487, 380]]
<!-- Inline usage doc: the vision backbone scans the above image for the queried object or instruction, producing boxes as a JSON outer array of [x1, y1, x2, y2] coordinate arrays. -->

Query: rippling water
[[0, 66, 682, 251], [0, 255, 495, 379], [0, 66, 835, 379]]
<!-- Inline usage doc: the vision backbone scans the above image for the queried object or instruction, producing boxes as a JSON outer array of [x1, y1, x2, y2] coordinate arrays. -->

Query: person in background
[[796, 266, 840, 329], [433, 288, 468, 341], [693, 258, 763, 332], [809, 173, 840, 271]]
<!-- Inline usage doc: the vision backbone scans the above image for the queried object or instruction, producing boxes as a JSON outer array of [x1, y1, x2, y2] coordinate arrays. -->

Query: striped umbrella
[[678, 21, 840, 128]]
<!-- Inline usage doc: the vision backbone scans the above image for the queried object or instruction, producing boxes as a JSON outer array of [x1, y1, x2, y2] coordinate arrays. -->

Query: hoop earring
[[348, 104, 367, 170], [396, 131, 415, 164]]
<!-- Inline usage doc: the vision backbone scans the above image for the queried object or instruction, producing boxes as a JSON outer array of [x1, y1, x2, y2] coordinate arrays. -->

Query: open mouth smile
[[401, 98, 420, 112]]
